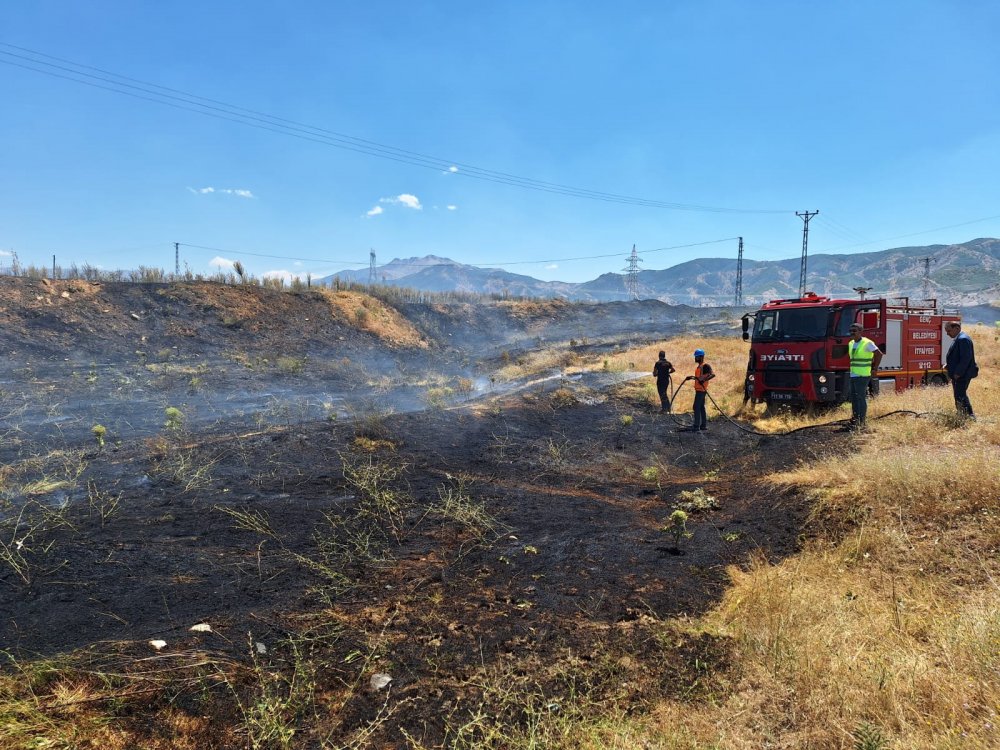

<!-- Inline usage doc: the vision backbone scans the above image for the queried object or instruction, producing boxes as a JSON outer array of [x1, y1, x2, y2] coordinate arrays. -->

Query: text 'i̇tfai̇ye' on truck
[[741, 292, 961, 414]]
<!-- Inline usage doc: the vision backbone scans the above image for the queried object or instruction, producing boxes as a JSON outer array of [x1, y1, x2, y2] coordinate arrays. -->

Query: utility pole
[[52, 255, 56, 279], [369, 249, 377, 285], [623, 244, 641, 301], [853, 286, 872, 300], [734, 236, 744, 307], [174, 242, 180, 276], [796, 210, 819, 297]]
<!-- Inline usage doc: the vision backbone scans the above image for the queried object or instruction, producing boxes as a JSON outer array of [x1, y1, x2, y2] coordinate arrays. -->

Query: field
[[0, 280, 997, 749]]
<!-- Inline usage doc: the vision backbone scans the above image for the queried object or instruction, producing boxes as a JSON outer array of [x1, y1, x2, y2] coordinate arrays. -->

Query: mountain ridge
[[322, 238, 1000, 305]]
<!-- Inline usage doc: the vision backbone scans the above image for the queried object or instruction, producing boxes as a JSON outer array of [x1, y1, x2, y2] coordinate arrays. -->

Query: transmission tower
[[369, 249, 376, 285], [623, 244, 641, 300], [796, 210, 819, 297], [919, 256, 935, 299], [734, 236, 744, 307]]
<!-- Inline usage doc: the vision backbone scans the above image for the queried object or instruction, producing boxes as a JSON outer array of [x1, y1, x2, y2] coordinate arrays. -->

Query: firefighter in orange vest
[[684, 348, 715, 432]]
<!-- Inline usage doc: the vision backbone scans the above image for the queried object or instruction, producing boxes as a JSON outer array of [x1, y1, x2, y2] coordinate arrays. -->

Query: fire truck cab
[[742, 292, 960, 410]]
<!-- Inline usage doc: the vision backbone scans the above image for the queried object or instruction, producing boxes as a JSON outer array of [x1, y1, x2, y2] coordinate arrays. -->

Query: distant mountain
[[321, 239, 1000, 306], [321, 256, 576, 297]]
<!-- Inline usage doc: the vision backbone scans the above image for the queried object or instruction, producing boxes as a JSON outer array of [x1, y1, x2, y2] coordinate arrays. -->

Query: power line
[[815, 214, 868, 245], [175, 237, 739, 273], [815, 213, 1000, 254], [0, 43, 790, 214], [478, 237, 738, 266], [178, 243, 365, 266]]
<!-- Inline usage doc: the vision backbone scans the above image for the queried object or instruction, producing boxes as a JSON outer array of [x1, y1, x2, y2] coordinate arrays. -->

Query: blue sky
[[2, 1, 999, 285]]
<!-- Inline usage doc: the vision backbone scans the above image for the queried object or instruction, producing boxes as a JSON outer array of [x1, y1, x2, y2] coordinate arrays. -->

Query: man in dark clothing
[[945, 322, 978, 420], [652, 351, 675, 413]]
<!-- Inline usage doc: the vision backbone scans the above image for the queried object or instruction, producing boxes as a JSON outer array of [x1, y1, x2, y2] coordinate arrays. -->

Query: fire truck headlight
[[818, 375, 828, 384], [820, 386, 829, 395]]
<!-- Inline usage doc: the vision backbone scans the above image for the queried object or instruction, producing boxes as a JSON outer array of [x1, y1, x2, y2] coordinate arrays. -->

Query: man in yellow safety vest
[[847, 322, 882, 431]]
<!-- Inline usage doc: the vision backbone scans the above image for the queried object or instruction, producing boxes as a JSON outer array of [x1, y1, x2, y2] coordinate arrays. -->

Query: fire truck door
[[884, 319, 902, 369]]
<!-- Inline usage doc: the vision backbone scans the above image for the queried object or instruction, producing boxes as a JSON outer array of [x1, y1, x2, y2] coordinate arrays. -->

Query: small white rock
[[149, 639, 167, 651], [189, 622, 213, 633], [369, 672, 392, 691], [255, 642, 267, 655]]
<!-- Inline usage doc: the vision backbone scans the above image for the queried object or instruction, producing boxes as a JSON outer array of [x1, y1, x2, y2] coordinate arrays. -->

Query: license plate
[[771, 393, 795, 400]]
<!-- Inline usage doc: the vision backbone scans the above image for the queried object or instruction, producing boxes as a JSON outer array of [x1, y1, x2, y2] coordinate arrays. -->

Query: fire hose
[[662, 376, 951, 437]]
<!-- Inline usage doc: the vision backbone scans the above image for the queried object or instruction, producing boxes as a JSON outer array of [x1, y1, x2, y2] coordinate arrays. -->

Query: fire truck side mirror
[[741, 315, 750, 341]]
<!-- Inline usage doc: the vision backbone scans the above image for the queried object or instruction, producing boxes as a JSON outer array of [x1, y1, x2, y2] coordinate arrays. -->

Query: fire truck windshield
[[752, 307, 831, 342]]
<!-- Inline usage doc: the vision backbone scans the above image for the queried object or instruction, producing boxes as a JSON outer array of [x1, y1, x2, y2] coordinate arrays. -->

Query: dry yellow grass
[[593, 335, 758, 418], [620, 325, 1000, 749], [318, 288, 428, 347], [494, 346, 579, 381]]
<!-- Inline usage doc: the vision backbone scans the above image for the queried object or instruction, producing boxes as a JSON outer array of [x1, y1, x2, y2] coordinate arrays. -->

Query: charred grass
[[2, 327, 997, 748], [0, 364, 782, 748]]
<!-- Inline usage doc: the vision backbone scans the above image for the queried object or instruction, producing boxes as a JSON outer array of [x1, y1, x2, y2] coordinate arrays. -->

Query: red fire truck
[[742, 292, 960, 411]]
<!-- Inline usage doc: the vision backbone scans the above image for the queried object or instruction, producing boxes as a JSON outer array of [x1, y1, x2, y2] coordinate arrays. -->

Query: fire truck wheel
[[928, 373, 948, 387]]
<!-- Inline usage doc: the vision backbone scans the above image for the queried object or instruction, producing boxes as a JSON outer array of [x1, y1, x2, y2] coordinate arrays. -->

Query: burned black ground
[[0, 278, 831, 747]]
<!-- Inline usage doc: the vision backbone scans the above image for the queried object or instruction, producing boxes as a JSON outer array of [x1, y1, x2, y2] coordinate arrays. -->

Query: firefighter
[[652, 350, 675, 413], [682, 348, 715, 432], [944, 321, 978, 420], [846, 322, 882, 431]]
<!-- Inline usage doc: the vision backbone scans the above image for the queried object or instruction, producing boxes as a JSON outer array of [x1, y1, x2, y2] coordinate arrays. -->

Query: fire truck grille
[[764, 365, 803, 388]]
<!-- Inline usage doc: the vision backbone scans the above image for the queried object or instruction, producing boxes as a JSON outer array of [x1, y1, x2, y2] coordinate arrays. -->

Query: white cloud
[[446, 205, 457, 211], [545, 263, 559, 270], [188, 186, 254, 198], [263, 269, 309, 284], [0, 250, 11, 257], [366, 205, 384, 217], [379, 193, 422, 210], [293, 261, 302, 267], [209, 256, 235, 269], [447, 165, 458, 173]]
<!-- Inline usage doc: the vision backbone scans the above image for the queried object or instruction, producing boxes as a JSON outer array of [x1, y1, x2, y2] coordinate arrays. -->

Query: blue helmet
[[694, 348, 705, 358]]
